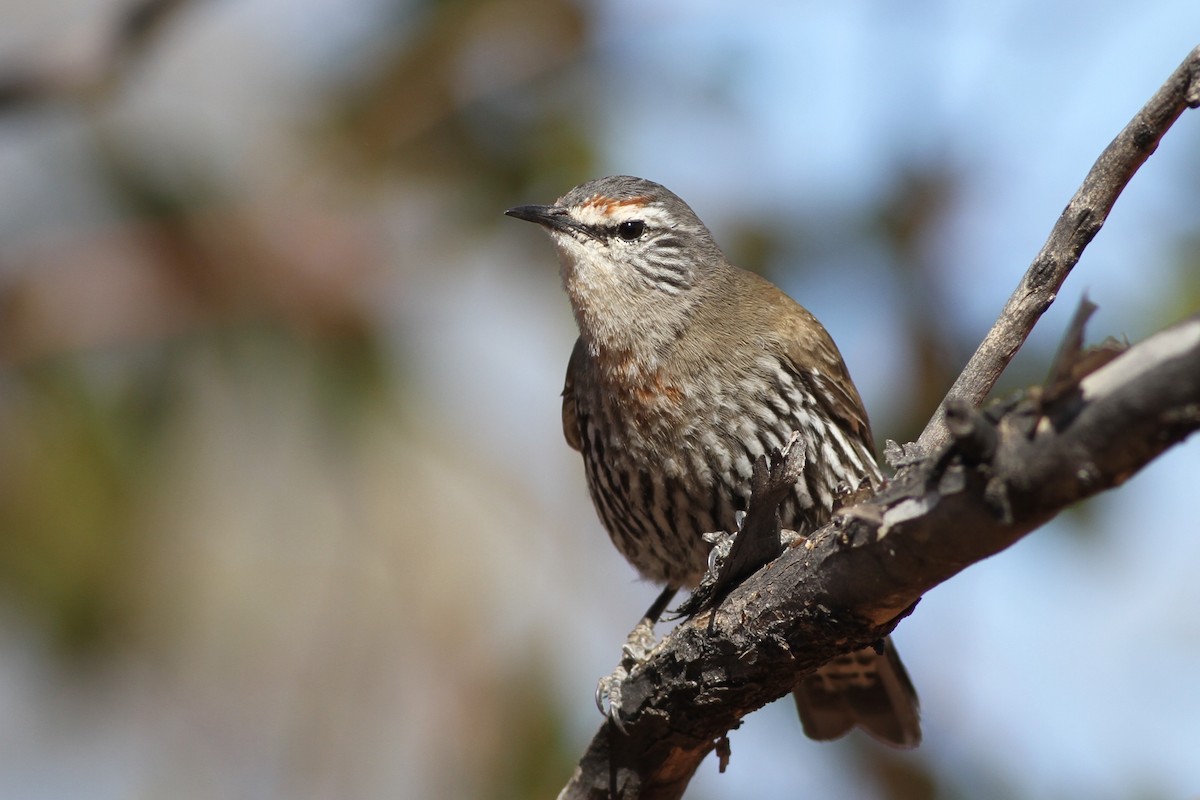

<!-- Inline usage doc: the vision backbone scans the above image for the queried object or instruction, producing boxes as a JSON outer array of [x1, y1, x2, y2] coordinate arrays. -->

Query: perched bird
[[506, 175, 920, 747]]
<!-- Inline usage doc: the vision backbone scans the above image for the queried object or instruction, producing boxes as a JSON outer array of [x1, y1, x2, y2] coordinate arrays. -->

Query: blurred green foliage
[[0, 360, 145, 653]]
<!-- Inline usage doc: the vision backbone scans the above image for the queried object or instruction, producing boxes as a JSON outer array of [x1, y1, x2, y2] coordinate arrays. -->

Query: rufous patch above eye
[[573, 194, 666, 229], [580, 194, 652, 215]]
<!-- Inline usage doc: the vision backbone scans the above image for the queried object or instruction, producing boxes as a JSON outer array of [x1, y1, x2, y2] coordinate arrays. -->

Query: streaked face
[[507, 176, 719, 297]]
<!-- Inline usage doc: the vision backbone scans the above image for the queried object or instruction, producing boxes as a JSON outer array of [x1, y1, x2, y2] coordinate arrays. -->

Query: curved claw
[[594, 598, 668, 734], [595, 669, 630, 734]]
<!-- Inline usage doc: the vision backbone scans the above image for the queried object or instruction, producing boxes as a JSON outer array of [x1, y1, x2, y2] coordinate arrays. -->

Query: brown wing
[[725, 267, 875, 456], [783, 305, 876, 457], [561, 337, 585, 452]]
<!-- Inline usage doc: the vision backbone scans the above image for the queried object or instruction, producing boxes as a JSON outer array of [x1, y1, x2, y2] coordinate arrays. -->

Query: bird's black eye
[[616, 220, 645, 241]]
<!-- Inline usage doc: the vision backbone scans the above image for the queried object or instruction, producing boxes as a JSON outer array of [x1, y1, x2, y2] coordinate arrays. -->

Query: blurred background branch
[[0, 0, 199, 110]]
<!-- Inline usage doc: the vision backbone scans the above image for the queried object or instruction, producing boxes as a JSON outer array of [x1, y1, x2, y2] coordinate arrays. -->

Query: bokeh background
[[1, 1, 1199, 798]]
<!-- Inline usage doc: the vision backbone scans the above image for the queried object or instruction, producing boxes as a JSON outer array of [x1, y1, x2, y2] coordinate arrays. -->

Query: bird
[[505, 175, 920, 748]]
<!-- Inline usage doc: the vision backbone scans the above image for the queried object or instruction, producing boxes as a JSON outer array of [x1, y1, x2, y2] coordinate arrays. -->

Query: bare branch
[[561, 311, 1200, 800], [917, 45, 1200, 453]]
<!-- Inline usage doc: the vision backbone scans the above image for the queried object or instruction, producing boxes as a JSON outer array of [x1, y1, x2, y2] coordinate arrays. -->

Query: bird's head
[[507, 176, 727, 359]]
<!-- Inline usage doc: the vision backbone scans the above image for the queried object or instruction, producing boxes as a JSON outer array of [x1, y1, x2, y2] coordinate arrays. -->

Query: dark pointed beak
[[505, 204, 581, 236], [505, 203, 562, 224]]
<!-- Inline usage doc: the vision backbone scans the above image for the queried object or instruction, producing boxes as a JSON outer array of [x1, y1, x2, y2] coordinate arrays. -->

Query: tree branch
[[917, 45, 1200, 453], [561, 311, 1200, 800], [560, 45, 1200, 800]]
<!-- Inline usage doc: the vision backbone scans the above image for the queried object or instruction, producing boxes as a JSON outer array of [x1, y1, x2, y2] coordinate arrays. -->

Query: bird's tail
[[791, 637, 921, 748]]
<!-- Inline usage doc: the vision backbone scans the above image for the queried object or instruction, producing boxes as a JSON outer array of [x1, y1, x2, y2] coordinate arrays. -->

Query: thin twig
[[917, 45, 1200, 453]]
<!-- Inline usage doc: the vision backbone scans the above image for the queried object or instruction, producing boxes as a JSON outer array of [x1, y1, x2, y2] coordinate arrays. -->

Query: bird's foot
[[595, 616, 659, 732], [704, 510, 801, 576], [671, 516, 743, 619]]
